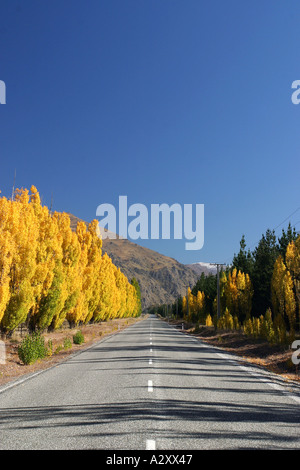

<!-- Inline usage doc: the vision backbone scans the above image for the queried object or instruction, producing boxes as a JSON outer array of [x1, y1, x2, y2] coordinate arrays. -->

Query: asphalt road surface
[[0, 314, 300, 450]]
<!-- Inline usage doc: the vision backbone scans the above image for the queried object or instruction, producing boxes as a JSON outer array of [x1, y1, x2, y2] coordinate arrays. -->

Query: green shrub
[[63, 337, 72, 349], [73, 330, 84, 345], [54, 344, 63, 354], [217, 308, 234, 330], [274, 314, 287, 345], [243, 318, 253, 336], [252, 317, 261, 338], [18, 332, 48, 365], [233, 315, 240, 330], [47, 339, 53, 357]]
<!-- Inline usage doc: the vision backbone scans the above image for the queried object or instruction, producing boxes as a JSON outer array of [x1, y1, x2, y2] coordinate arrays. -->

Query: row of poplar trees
[[170, 224, 300, 340], [0, 186, 141, 334], [182, 268, 253, 324]]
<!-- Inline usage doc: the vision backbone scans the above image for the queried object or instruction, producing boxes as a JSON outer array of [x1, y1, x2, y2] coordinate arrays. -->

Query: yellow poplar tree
[[0, 196, 13, 323], [182, 296, 187, 318], [225, 269, 239, 316], [187, 287, 194, 321], [1, 188, 39, 332], [0, 186, 144, 332], [50, 212, 81, 329], [286, 236, 300, 326], [66, 221, 90, 325], [220, 270, 228, 313], [92, 253, 116, 322], [272, 256, 287, 319], [284, 270, 296, 339], [114, 267, 127, 318], [238, 272, 253, 320], [29, 188, 67, 330], [80, 220, 103, 324], [29, 186, 56, 312], [196, 290, 205, 321]]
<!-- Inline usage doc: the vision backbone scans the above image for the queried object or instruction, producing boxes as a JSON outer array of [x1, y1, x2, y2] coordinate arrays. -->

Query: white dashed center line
[[146, 439, 156, 450], [148, 380, 153, 392]]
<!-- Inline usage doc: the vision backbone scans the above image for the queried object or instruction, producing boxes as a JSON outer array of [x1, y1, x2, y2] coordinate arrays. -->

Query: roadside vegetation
[[0, 317, 143, 382], [152, 225, 300, 379], [0, 186, 141, 339]]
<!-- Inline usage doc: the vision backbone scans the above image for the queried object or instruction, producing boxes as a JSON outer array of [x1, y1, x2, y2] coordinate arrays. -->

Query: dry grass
[[0, 316, 143, 388], [2, 315, 299, 390], [167, 319, 300, 383]]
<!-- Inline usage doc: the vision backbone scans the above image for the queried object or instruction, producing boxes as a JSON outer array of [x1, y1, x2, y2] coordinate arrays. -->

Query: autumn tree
[[192, 273, 217, 316], [232, 235, 254, 277], [251, 229, 279, 317], [285, 236, 300, 329], [1, 188, 39, 332], [277, 223, 298, 262], [272, 254, 296, 339], [50, 212, 81, 329], [131, 277, 142, 316], [0, 196, 13, 324], [284, 270, 296, 340], [0, 186, 141, 333]]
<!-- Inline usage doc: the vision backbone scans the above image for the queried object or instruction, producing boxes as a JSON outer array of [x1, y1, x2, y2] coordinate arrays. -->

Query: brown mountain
[[68, 213, 200, 310], [186, 262, 218, 276]]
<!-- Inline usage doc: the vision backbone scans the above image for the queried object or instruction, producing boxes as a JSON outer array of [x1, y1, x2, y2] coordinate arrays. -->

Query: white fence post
[[0, 340, 6, 364]]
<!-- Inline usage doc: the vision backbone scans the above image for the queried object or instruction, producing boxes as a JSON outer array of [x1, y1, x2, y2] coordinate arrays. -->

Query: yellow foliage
[[205, 314, 213, 327], [0, 187, 141, 333]]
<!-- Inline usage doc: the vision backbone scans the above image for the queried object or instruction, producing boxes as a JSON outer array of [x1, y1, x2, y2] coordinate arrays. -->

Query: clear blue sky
[[0, 0, 299, 265]]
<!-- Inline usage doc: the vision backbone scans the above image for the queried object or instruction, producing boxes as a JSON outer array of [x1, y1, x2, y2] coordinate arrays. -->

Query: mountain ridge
[[186, 262, 218, 276], [67, 213, 200, 309]]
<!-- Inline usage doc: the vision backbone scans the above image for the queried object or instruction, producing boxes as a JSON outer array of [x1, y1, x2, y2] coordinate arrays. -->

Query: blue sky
[[0, 0, 299, 265]]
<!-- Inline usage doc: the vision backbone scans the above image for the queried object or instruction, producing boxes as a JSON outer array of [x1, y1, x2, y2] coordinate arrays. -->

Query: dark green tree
[[192, 272, 217, 316], [232, 235, 254, 277], [131, 277, 142, 316], [277, 222, 298, 261], [251, 229, 279, 317], [172, 295, 183, 318]]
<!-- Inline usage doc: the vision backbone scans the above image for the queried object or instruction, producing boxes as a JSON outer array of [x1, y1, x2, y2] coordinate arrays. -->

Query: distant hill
[[68, 213, 200, 309], [186, 262, 218, 276]]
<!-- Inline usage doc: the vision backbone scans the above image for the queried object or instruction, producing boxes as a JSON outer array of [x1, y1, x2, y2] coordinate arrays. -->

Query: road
[[0, 314, 300, 450]]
